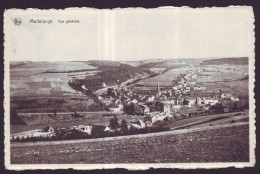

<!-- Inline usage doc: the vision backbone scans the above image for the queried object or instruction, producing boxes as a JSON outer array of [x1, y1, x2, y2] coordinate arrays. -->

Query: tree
[[232, 102, 239, 111], [211, 103, 224, 113], [183, 99, 189, 105], [109, 115, 119, 129], [10, 107, 26, 125], [107, 88, 114, 96], [120, 119, 128, 134], [91, 125, 105, 138]]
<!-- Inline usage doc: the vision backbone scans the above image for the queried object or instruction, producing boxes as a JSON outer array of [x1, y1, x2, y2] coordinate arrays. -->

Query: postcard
[[4, 7, 255, 170]]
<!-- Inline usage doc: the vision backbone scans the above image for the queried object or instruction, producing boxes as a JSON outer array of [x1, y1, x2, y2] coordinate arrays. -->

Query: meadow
[[11, 124, 249, 163]]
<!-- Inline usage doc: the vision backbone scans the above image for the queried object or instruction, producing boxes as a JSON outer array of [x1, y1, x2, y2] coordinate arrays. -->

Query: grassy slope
[[11, 124, 249, 164]]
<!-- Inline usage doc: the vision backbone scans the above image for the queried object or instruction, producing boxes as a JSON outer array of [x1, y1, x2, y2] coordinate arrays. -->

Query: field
[[167, 112, 248, 130], [136, 66, 194, 86], [10, 61, 98, 96], [197, 65, 248, 83], [197, 65, 249, 96], [11, 124, 249, 163], [198, 81, 249, 96]]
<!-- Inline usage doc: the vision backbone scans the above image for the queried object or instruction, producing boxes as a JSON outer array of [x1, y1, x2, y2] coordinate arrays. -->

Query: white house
[[78, 125, 93, 135], [131, 99, 138, 104], [186, 97, 196, 107], [231, 96, 240, 101], [172, 86, 179, 91], [130, 120, 146, 129], [147, 95, 155, 102], [203, 97, 219, 105], [196, 97, 203, 105], [144, 112, 168, 123], [109, 107, 121, 112]]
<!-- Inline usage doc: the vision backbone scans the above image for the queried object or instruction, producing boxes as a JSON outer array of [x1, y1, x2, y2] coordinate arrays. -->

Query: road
[[94, 78, 136, 95]]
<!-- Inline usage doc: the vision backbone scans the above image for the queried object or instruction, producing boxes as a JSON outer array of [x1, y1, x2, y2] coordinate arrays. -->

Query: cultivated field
[[11, 124, 249, 163], [136, 66, 194, 86], [10, 61, 98, 96], [197, 65, 248, 83], [197, 65, 249, 96]]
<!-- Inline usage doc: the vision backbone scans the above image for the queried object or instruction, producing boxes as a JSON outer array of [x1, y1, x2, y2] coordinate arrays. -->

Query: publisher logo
[[14, 18, 22, 26]]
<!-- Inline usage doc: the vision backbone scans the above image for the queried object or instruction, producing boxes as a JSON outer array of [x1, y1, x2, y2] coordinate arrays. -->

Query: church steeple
[[156, 83, 161, 98], [157, 83, 160, 93]]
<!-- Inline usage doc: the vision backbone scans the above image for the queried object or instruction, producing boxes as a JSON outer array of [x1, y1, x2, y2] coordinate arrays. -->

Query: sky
[[5, 7, 254, 61]]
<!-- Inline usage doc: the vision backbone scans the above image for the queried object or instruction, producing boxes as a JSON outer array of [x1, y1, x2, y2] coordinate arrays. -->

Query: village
[[11, 67, 245, 142], [98, 67, 242, 121]]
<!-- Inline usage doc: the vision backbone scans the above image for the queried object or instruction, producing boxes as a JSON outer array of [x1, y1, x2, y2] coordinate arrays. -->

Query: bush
[[120, 119, 128, 135]]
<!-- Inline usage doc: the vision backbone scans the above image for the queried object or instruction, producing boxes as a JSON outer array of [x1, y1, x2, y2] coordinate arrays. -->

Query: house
[[140, 105, 150, 113], [190, 81, 196, 85], [183, 89, 190, 94], [114, 98, 121, 104], [221, 93, 239, 102], [144, 112, 169, 123], [200, 87, 206, 90], [154, 101, 172, 113], [132, 103, 144, 115], [117, 103, 124, 110], [203, 97, 219, 105], [160, 100, 175, 105], [186, 97, 196, 107], [196, 97, 203, 105], [177, 84, 183, 90], [185, 86, 191, 90], [144, 120, 153, 127], [130, 120, 146, 129], [176, 98, 183, 105], [147, 95, 155, 102], [231, 96, 240, 101], [171, 105, 181, 112], [78, 125, 93, 135], [104, 126, 111, 132], [167, 90, 172, 97], [42, 126, 55, 133], [101, 97, 112, 105], [131, 99, 138, 104], [193, 86, 206, 91], [109, 107, 121, 112], [221, 93, 233, 99], [172, 86, 179, 91], [192, 74, 197, 79]]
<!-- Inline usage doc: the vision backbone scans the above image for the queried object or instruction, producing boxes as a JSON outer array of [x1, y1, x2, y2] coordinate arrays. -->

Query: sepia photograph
[[4, 7, 255, 170]]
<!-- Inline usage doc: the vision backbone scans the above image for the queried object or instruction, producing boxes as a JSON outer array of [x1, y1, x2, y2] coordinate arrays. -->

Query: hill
[[11, 124, 249, 164], [69, 60, 152, 92], [200, 57, 248, 65]]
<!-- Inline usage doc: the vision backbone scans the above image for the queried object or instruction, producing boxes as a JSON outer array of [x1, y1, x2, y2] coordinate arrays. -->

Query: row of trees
[[12, 117, 169, 142]]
